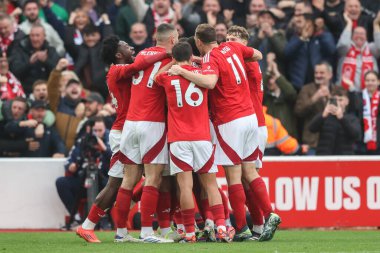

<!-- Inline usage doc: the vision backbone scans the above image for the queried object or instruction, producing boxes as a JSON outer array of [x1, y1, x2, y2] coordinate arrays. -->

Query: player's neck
[[176, 61, 191, 66], [203, 42, 218, 54], [156, 43, 171, 52]]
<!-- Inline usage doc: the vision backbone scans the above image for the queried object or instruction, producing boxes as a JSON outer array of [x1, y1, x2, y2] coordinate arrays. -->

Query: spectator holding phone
[[309, 86, 361, 155]]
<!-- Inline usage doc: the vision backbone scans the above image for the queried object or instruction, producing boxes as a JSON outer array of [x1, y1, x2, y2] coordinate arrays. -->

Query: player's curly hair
[[101, 35, 120, 65]]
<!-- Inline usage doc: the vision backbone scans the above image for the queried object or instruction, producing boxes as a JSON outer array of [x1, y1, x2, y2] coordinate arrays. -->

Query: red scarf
[[0, 33, 14, 53], [341, 43, 374, 90], [0, 72, 25, 100], [152, 7, 174, 29], [363, 89, 379, 150]]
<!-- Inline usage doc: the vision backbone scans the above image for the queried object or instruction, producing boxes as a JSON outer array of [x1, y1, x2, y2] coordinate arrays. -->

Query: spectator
[[284, 13, 336, 90], [312, 0, 344, 42], [295, 62, 334, 155], [48, 58, 85, 150], [309, 86, 361, 155], [0, 0, 22, 22], [0, 97, 40, 157], [354, 71, 380, 155], [200, 0, 224, 27], [215, 22, 227, 44], [129, 22, 152, 54], [9, 24, 60, 95], [337, 13, 380, 92], [55, 117, 111, 228], [25, 100, 66, 157], [28, 79, 56, 127], [128, 0, 175, 41], [264, 106, 301, 156], [0, 13, 25, 56], [74, 22, 113, 99], [249, 9, 286, 74], [38, 0, 69, 24], [19, 0, 65, 56], [65, 8, 91, 62], [263, 53, 298, 138], [0, 54, 24, 101], [114, 3, 137, 43]]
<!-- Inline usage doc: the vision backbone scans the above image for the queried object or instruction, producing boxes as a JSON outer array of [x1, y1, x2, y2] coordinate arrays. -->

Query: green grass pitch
[[1, 230, 379, 253]]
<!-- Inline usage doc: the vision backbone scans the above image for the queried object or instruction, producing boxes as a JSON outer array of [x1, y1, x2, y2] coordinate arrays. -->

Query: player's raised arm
[[168, 65, 218, 89]]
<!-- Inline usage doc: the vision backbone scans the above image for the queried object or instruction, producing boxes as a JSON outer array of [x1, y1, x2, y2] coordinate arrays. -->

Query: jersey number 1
[[171, 80, 203, 107], [226, 54, 247, 85], [132, 61, 162, 88]]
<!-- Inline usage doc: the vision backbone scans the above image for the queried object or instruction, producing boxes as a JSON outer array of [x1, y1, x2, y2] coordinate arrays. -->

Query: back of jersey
[[156, 65, 211, 143], [126, 46, 172, 122], [202, 42, 254, 125]]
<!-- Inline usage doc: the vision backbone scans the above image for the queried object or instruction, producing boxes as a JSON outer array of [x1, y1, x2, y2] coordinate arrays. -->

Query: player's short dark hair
[[195, 24, 216, 44], [82, 24, 99, 36], [23, 0, 38, 10], [186, 36, 200, 57], [32, 79, 47, 90], [156, 23, 176, 42], [101, 35, 120, 65], [172, 42, 193, 62], [227, 25, 249, 41], [331, 86, 348, 98]]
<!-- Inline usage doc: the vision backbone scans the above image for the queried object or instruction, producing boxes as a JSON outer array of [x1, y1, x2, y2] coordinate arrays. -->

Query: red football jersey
[[106, 64, 132, 130], [202, 41, 255, 125], [126, 46, 172, 122], [156, 65, 211, 142], [246, 61, 265, 127], [106, 52, 169, 130]]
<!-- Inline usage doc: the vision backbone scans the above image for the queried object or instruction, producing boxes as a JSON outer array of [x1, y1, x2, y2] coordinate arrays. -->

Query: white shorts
[[170, 141, 218, 175], [213, 114, 258, 166], [108, 130, 124, 178], [120, 121, 168, 165], [255, 126, 268, 169], [209, 120, 217, 145]]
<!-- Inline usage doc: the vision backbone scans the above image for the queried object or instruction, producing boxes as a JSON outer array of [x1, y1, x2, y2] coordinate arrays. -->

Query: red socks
[[201, 199, 214, 221], [249, 177, 273, 218], [132, 183, 143, 203], [115, 188, 132, 228], [228, 184, 247, 231], [210, 204, 225, 227], [181, 208, 195, 233], [218, 188, 230, 220], [140, 186, 159, 227], [157, 191, 171, 228], [245, 188, 264, 226]]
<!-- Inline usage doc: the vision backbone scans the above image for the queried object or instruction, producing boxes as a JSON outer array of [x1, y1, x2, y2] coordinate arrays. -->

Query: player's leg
[[243, 177, 264, 240], [218, 188, 231, 227], [114, 164, 143, 242], [77, 176, 122, 243], [176, 171, 197, 243]]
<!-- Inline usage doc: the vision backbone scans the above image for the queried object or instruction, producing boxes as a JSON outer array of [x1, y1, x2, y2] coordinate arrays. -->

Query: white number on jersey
[[171, 79, 203, 107], [226, 53, 247, 85], [258, 65, 263, 92], [132, 61, 162, 88], [110, 92, 118, 109]]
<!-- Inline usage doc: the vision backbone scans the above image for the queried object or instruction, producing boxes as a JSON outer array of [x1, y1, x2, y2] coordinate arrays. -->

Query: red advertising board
[[216, 157, 380, 227]]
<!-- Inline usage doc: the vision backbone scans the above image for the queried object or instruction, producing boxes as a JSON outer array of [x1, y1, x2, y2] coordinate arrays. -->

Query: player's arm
[[118, 52, 170, 79], [153, 59, 176, 83], [232, 42, 263, 62], [168, 65, 218, 89]]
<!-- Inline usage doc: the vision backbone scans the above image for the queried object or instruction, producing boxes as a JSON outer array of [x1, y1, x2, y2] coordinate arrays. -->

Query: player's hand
[[68, 163, 77, 173], [56, 58, 69, 71], [168, 65, 183, 76]]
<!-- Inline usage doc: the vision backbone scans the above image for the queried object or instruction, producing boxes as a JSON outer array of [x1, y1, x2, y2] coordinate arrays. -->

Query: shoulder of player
[[137, 46, 164, 56]]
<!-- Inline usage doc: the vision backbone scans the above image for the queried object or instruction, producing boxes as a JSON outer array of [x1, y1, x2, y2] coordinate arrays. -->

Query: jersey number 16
[[171, 79, 203, 107]]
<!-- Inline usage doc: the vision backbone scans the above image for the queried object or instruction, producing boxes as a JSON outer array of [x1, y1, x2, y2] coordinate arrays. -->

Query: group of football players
[[75, 22, 281, 244]]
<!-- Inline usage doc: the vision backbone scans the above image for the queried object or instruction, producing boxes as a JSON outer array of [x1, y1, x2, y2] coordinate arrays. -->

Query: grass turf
[[0, 230, 379, 253]]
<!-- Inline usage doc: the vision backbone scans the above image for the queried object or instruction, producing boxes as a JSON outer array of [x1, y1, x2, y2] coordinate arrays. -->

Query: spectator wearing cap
[[249, 9, 286, 74], [9, 24, 60, 95], [19, 0, 65, 56], [25, 100, 66, 157], [0, 13, 25, 56], [0, 54, 24, 101], [129, 22, 152, 54], [74, 23, 113, 99], [0, 97, 41, 157], [49, 58, 85, 150], [284, 13, 336, 90], [336, 13, 380, 92]]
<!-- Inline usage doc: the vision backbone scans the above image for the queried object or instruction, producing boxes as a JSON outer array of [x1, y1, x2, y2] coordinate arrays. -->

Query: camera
[[329, 97, 337, 106]]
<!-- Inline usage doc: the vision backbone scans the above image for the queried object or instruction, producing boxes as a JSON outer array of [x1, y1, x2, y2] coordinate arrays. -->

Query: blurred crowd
[[0, 0, 379, 157]]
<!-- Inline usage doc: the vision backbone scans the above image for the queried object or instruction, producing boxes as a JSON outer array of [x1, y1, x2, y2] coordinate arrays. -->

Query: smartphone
[[329, 97, 337, 106]]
